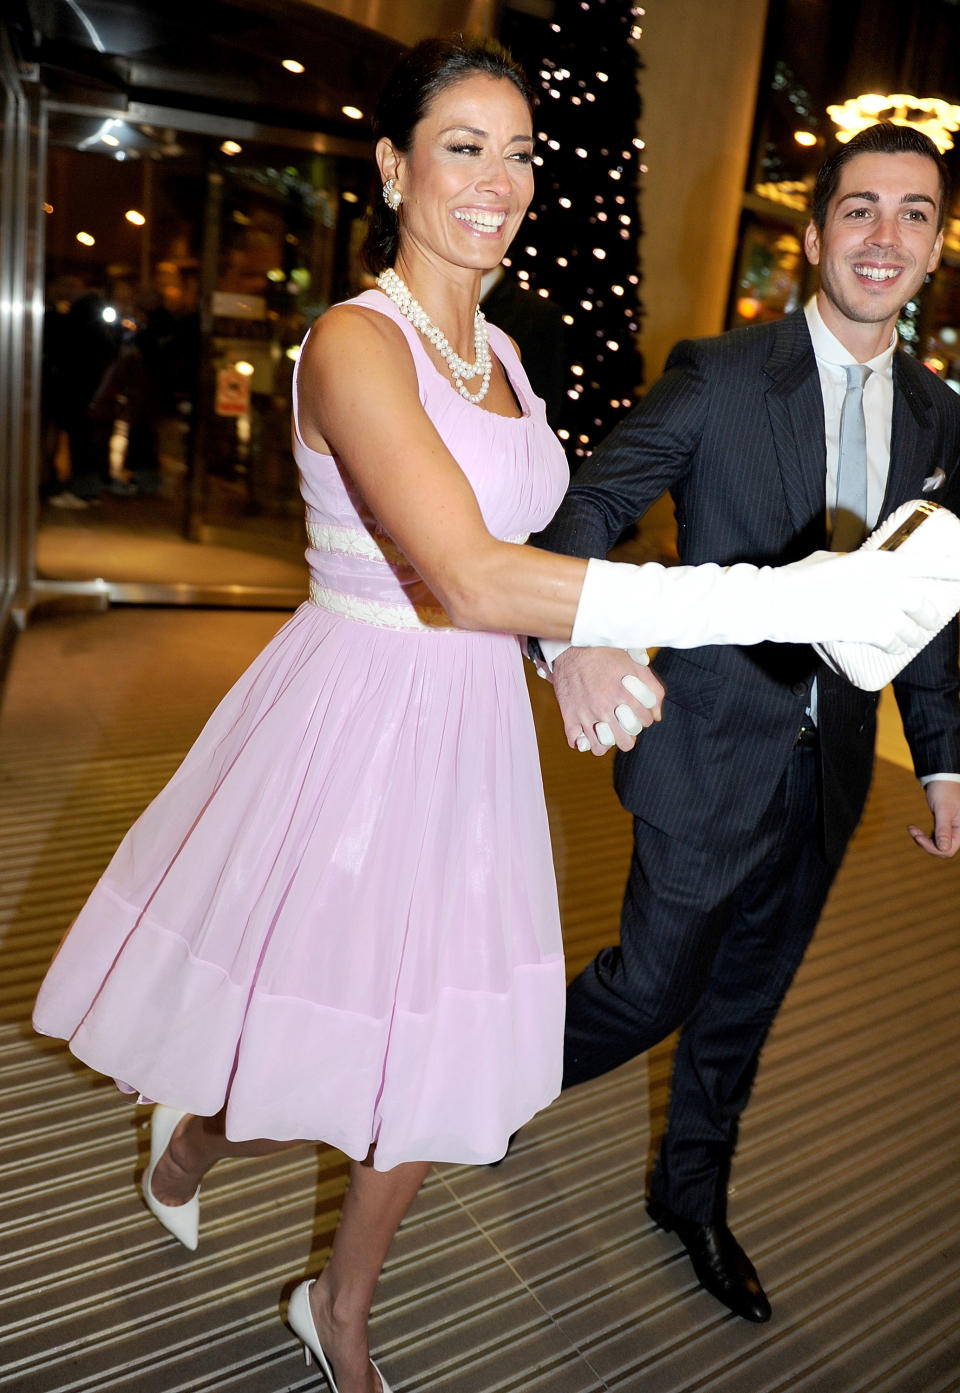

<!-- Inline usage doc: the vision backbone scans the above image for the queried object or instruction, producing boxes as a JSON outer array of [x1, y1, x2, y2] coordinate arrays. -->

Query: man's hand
[[908, 779, 960, 858], [553, 647, 665, 755]]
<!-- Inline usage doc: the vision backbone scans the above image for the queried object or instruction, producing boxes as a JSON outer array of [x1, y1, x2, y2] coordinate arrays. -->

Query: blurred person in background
[[48, 289, 118, 508]]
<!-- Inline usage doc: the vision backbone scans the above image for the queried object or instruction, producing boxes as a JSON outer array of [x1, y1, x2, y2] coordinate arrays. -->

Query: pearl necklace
[[376, 267, 492, 404]]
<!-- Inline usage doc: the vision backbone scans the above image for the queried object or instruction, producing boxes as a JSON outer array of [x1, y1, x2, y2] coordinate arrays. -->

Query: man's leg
[[648, 740, 838, 1222], [562, 820, 740, 1091], [645, 739, 840, 1321]]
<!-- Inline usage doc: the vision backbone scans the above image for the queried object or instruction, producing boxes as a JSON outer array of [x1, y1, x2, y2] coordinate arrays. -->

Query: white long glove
[[571, 548, 959, 654]]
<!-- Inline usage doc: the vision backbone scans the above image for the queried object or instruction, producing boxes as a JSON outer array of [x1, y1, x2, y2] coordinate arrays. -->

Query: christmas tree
[[501, 1, 645, 459]]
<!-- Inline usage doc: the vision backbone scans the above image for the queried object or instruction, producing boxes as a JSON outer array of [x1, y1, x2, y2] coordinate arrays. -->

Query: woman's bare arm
[[298, 305, 588, 639]]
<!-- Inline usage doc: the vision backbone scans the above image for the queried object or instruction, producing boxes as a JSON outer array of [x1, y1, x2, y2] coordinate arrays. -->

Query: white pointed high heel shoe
[[141, 1105, 200, 1251], [287, 1280, 392, 1393]]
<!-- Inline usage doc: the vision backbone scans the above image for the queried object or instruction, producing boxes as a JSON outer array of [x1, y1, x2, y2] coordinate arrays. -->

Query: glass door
[[188, 141, 370, 557], [37, 114, 371, 603]]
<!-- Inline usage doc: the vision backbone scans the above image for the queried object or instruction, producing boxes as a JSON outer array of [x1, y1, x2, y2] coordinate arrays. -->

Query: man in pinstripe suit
[[533, 123, 960, 1322]]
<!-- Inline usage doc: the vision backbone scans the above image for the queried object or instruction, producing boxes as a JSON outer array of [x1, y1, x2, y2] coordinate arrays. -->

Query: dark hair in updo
[[361, 35, 536, 275]]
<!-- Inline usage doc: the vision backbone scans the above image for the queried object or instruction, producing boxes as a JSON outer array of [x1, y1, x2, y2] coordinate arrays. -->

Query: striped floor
[[1, 607, 959, 1393]]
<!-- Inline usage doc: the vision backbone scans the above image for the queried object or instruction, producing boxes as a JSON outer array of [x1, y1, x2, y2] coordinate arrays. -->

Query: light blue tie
[[832, 363, 872, 551]]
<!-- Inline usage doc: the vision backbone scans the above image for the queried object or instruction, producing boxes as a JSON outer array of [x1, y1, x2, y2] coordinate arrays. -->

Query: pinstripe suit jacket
[[536, 309, 960, 863]]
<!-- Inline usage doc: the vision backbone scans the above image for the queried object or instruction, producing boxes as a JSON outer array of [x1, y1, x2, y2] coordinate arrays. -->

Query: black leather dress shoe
[[646, 1197, 772, 1323]]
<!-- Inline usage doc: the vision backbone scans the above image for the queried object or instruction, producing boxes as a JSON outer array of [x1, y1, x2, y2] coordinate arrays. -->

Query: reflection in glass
[[39, 118, 372, 590], [730, 222, 805, 329]]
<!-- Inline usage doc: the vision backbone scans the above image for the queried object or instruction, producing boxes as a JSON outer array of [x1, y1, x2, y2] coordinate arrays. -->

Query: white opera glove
[[571, 549, 960, 656]]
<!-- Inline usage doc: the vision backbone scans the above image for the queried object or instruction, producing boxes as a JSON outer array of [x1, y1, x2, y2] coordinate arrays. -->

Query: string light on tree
[[502, 0, 644, 456]]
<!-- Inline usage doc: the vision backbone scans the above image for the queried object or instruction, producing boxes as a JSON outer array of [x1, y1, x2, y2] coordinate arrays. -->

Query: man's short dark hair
[[812, 122, 950, 231]]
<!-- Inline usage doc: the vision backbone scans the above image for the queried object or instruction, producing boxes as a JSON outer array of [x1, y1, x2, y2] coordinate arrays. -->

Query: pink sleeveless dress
[[33, 291, 570, 1169]]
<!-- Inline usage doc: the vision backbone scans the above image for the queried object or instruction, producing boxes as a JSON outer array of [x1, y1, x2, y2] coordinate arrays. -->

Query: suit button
[[791, 681, 808, 698]]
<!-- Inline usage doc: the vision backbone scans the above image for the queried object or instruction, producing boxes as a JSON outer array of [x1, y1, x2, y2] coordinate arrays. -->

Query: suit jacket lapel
[[763, 311, 828, 539], [881, 350, 935, 515]]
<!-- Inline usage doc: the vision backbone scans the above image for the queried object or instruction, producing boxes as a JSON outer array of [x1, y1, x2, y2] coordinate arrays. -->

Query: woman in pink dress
[[32, 36, 949, 1393]]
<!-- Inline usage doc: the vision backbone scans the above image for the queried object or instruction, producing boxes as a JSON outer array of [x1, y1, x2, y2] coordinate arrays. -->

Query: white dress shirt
[[804, 296, 895, 535]]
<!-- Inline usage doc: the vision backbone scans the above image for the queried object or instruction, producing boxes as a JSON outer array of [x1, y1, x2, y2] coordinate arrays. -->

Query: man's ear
[[803, 220, 821, 266], [927, 228, 944, 275]]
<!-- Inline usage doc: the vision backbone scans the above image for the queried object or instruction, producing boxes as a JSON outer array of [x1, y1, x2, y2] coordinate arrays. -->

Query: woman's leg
[[308, 1152, 431, 1393], [151, 1114, 429, 1391], [148, 1107, 303, 1205]]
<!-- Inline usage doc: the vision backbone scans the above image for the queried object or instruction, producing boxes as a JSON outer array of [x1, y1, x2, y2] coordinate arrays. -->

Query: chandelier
[[826, 94, 960, 153]]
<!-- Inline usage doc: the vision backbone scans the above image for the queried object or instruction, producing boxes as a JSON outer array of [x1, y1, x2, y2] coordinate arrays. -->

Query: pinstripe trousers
[[562, 737, 838, 1225]]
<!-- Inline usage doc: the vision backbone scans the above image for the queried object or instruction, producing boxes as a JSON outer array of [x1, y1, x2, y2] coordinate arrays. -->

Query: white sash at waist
[[307, 580, 453, 631], [304, 521, 530, 632]]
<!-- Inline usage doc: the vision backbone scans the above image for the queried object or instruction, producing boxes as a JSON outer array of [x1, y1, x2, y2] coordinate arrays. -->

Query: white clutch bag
[[814, 499, 960, 691]]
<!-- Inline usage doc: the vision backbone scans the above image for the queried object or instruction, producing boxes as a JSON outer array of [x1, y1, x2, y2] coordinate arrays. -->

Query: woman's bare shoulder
[[303, 299, 408, 367], [298, 300, 418, 448]]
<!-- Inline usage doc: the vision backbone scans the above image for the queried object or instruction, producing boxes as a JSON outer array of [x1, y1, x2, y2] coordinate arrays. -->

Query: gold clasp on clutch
[[878, 501, 941, 551]]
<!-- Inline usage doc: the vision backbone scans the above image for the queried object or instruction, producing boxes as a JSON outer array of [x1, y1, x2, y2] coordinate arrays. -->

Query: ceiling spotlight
[[76, 231, 95, 246], [282, 59, 305, 74], [125, 209, 146, 226], [341, 105, 363, 120], [220, 140, 242, 156], [794, 130, 817, 147]]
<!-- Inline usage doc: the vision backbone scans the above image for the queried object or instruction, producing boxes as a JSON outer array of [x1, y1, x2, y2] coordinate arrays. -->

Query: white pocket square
[[922, 468, 946, 492]]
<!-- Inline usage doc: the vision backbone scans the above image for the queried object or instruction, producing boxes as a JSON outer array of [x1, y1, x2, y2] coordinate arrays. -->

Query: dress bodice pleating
[[294, 289, 568, 630]]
